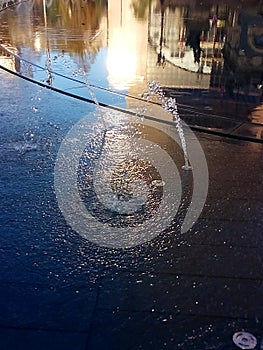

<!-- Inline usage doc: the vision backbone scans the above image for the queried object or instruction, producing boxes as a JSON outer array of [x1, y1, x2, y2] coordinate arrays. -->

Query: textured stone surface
[[0, 69, 262, 350]]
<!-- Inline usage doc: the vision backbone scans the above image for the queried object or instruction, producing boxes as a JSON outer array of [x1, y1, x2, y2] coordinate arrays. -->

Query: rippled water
[[0, 0, 262, 138]]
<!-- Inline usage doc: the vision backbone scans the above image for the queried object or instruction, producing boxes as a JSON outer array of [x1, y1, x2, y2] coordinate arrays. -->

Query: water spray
[[143, 81, 192, 170]]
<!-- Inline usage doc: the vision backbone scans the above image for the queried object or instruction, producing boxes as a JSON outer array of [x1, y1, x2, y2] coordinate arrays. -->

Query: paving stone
[[97, 271, 263, 318], [0, 52, 262, 350], [87, 310, 263, 350], [0, 282, 98, 332], [0, 328, 87, 350], [195, 219, 263, 248]]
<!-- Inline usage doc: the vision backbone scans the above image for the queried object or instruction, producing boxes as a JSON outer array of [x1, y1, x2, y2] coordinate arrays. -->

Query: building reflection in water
[[0, 0, 262, 101], [107, 0, 147, 91], [0, 45, 17, 71], [148, 0, 263, 93]]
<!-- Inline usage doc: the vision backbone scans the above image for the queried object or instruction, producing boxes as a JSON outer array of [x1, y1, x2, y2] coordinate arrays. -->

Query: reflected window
[[248, 25, 263, 53], [254, 34, 263, 49]]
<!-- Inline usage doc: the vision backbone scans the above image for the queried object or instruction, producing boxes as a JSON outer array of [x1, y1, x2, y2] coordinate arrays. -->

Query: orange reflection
[[249, 103, 263, 124], [107, 0, 147, 90]]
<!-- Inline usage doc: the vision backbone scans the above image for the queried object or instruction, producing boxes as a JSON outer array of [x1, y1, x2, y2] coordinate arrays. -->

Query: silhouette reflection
[[0, 0, 262, 138]]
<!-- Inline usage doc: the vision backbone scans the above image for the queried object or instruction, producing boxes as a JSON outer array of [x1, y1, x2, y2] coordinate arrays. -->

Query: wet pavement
[[164, 86, 263, 142], [1, 65, 263, 349], [1, 1, 263, 349]]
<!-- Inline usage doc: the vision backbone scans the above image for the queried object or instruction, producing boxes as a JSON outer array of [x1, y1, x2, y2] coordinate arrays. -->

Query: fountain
[[142, 80, 192, 171], [0, 0, 208, 249], [54, 70, 209, 248]]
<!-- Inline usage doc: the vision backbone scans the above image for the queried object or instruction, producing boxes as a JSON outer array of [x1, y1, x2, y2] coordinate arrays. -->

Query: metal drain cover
[[233, 332, 257, 349]]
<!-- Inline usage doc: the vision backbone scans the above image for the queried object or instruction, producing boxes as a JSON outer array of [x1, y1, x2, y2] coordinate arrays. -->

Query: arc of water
[[80, 68, 107, 131], [144, 81, 191, 170]]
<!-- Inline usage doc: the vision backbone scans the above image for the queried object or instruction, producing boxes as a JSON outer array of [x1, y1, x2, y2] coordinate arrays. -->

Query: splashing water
[[73, 66, 108, 131], [143, 81, 192, 170]]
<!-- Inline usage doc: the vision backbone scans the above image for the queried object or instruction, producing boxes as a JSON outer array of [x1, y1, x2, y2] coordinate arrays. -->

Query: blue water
[[0, 69, 106, 286], [0, 68, 160, 281]]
